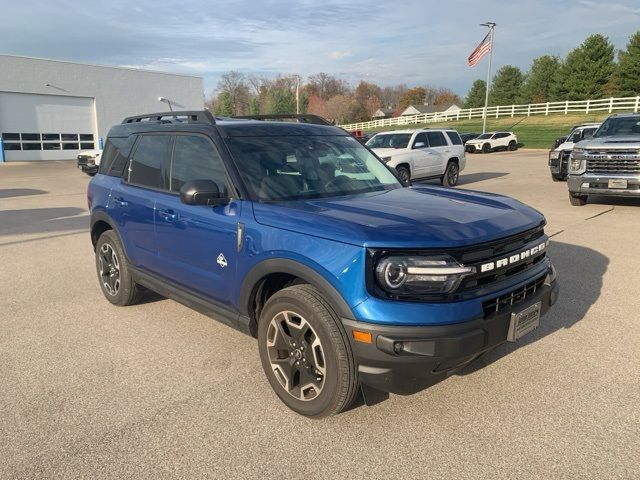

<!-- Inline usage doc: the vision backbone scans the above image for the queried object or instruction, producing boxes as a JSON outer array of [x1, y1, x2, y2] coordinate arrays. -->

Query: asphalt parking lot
[[1, 151, 639, 479]]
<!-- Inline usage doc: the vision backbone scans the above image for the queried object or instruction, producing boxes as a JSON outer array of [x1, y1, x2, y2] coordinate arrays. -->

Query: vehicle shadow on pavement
[[459, 240, 608, 375], [0, 207, 88, 237], [588, 196, 640, 207], [0, 188, 48, 199]]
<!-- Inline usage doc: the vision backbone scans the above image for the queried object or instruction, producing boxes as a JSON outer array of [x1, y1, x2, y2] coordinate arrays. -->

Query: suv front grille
[[586, 150, 640, 174], [482, 273, 546, 317], [453, 226, 547, 292]]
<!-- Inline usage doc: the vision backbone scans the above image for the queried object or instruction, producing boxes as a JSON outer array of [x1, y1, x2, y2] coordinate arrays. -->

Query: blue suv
[[88, 111, 559, 417]]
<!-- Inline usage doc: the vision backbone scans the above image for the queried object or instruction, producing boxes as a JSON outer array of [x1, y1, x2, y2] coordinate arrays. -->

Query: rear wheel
[[482, 143, 491, 154], [95, 230, 144, 306], [257, 285, 358, 418], [441, 161, 459, 187], [508, 140, 517, 151], [569, 194, 588, 206], [396, 165, 411, 183]]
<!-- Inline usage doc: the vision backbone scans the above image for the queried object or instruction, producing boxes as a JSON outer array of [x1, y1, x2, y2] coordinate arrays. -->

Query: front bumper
[[549, 151, 570, 177], [465, 144, 478, 153], [568, 174, 640, 196], [343, 272, 559, 394]]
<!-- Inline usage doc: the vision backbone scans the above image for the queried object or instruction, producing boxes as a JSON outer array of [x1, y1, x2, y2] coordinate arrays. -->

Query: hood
[[578, 135, 640, 149], [252, 186, 544, 248], [554, 140, 575, 151]]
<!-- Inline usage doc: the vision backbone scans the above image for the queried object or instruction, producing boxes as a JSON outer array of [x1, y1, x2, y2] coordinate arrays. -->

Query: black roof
[[109, 111, 346, 138]]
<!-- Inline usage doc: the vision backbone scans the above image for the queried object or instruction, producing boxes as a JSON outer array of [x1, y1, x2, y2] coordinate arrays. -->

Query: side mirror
[[571, 132, 582, 143], [413, 142, 426, 149], [179, 179, 228, 206]]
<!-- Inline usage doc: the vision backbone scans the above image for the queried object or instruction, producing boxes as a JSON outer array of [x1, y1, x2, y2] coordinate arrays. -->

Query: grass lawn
[[364, 112, 619, 149]]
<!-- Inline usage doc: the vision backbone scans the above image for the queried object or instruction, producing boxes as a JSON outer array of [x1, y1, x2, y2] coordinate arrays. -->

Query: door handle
[[113, 197, 128, 208], [158, 209, 177, 222]]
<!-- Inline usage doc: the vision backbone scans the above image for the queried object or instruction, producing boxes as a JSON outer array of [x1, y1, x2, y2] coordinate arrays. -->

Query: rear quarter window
[[100, 136, 134, 177], [445, 131, 462, 145]]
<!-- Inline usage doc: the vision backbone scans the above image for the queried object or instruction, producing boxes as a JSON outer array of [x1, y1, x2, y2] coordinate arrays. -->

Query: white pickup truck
[[366, 129, 466, 186]]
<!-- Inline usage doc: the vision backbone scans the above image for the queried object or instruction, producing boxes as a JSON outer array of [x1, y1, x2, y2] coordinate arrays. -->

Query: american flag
[[468, 31, 492, 67]]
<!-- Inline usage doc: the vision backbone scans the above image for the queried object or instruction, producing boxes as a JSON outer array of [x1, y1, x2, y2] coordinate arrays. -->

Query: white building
[[0, 55, 204, 161], [400, 104, 462, 116]]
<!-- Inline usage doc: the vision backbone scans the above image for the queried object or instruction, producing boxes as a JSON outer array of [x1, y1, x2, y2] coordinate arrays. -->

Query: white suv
[[366, 129, 466, 186], [465, 132, 518, 153]]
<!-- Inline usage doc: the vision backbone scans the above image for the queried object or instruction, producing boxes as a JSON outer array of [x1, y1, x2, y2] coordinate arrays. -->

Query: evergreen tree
[[618, 31, 640, 96], [464, 80, 486, 108], [489, 65, 525, 105], [264, 88, 295, 114], [553, 34, 615, 100], [248, 97, 260, 115], [521, 56, 561, 103], [213, 91, 234, 116]]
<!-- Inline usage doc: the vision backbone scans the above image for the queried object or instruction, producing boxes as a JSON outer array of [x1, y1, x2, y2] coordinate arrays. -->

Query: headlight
[[549, 151, 560, 160], [571, 147, 586, 159], [375, 255, 473, 296], [568, 152, 586, 175], [381, 156, 392, 163]]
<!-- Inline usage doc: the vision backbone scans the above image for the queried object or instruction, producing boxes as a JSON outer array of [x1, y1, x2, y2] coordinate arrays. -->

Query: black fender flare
[[90, 211, 124, 249], [238, 258, 356, 321]]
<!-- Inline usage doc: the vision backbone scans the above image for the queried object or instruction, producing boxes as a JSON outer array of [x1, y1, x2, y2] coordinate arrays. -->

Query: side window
[[99, 137, 128, 175], [128, 135, 171, 189], [170, 135, 227, 194], [496, 133, 508, 139], [413, 132, 428, 148], [426, 131, 447, 147], [445, 131, 462, 145]]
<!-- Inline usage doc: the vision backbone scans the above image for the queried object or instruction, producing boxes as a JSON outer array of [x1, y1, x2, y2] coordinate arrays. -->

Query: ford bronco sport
[[88, 111, 559, 417]]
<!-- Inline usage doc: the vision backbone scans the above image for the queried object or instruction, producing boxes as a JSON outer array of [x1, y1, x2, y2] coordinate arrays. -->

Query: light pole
[[158, 96, 174, 112], [293, 75, 301, 114], [480, 22, 496, 134]]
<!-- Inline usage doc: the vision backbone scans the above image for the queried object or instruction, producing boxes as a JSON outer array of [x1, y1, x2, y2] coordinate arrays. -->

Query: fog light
[[393, 342, 404, 354], [582, 182, 590, 188]]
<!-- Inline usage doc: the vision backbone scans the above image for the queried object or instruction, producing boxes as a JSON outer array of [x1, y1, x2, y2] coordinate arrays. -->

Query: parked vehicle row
[[88, 111, 558, 417]]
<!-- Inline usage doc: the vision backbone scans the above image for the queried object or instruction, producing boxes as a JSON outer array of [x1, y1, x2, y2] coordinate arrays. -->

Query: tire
[[551, 173, 565, 182], [441, 161, 460, 187], [95, 230, 144, 306], [396, 165, 411, 183], [569, 194, 588, 206], [482, 143, 491, 154], [508, 140, 517, 151], [257, 284, 358, 418]]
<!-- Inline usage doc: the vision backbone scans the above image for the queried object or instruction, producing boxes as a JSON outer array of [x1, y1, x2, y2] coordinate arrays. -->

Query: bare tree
[[217, 71, 251, 115]]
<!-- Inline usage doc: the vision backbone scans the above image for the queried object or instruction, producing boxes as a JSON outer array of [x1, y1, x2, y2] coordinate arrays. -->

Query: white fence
[[339, 96, 640, 131]]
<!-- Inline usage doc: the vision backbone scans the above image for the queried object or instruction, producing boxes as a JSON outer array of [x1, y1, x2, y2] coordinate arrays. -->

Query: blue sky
[[1, 0, 639, 96]]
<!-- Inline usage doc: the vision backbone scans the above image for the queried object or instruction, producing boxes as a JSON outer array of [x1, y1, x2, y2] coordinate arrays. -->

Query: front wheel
[[396, 165, 411, 184], [441, 161, 459, 187], [257, 285, 358, 418], [551, 173, 565, 182], [482, 143, 491, 154]]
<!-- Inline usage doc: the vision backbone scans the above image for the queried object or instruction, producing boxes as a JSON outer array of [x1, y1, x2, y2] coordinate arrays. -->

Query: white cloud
[[329, 51, 351, 60]]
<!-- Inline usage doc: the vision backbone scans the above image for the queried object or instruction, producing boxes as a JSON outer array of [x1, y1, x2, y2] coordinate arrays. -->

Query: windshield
[[593, 116, 640, 137], [366, 133, 411, 149], [226, 135, 402, 201], [476, 133, 493, 140]]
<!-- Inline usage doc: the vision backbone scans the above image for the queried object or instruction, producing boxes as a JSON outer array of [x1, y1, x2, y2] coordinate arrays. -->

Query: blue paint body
[[0, 139, 5, 162], [90, 168, 546, 327]]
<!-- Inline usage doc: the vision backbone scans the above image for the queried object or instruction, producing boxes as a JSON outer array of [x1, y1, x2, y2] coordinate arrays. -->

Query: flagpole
[[481, 22, 496, 134]]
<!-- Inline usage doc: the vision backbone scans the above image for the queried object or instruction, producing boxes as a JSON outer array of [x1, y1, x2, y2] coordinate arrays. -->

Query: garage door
[[0, 92, 97, 161]]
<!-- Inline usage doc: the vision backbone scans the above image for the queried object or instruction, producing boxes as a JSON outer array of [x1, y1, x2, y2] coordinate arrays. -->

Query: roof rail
[[122, 110, 216, 125], [233, 114, 333, 126]]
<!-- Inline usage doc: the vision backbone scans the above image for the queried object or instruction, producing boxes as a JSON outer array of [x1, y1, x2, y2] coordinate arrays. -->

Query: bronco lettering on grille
[[480, 241, 548, 273]]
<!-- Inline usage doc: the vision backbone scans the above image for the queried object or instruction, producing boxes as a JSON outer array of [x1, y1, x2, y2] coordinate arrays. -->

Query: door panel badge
[[216, 253, 228, 268]]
